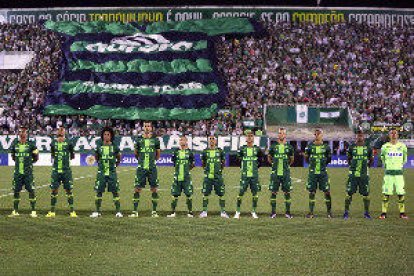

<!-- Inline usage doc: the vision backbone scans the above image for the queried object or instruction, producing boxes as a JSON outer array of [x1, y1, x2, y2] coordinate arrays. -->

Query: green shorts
[[171, 175, 193, 197], [382, 174, 405, 195], [12, 172, 35, 193], [239, 177, 261, 196], [50, 170, 73, 190], [95, 173, 120, 193], [269, 172, 292, 193], [134, 167, 159, 189], [306, 172, 330, 192], [346, 174, 369, 196], [202, 177, 225, 196]]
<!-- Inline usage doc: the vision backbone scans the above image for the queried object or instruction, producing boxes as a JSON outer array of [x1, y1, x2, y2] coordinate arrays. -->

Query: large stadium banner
[[0, 135, 268, 153], [42, 18, 263, 120], [2, 7, 413, 28]]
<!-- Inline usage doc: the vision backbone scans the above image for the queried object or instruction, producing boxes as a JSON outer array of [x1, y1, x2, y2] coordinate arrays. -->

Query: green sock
[[51, 192, 58, 212], [171, 196, 178, 212], [270, 193, 277, 214], [13, 193, 20, 211], [113, 193, 121, 212], [133, 192, 140, 212], [66, 192, 74, 212], [29, 193, 36, 211], [95, 193, 103, 212], [345, 194, 352, 212], [252, 194, 258, 213], [202, 196, 209, 212], [309, 193, 316, 214], [363, 196, 370, 213], [324, 193, 332, 213], [284, 193, 291, 213], [186, 196, 193, 213], [151, 192, 159, 212], [219, 196, 225, 212], [236, 195, 243, 212]]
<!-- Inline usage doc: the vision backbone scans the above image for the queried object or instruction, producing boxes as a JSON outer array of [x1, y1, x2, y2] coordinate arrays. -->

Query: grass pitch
[[0, 167, 412, 275]]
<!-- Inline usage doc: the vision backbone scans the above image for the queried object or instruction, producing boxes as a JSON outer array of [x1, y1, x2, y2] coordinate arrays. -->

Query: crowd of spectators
[[217, 20, 413, 127], [0, 21, 412, 137]]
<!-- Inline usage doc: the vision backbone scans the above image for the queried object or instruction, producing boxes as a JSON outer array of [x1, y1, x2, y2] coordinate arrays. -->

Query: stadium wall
[[0, 135, 267, 153], [0, 6, 413, 28], [1, 153, 413, 168]]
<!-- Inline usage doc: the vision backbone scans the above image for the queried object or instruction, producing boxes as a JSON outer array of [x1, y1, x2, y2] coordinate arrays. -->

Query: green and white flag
[[320, 110, 341, 118], [296, 104, 308, 124], [43, 18, 263, 120]]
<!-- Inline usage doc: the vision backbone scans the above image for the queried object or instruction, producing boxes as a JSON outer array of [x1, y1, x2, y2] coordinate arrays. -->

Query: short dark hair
[[389, 127, 397, 133], [101, 126, 115, 142]]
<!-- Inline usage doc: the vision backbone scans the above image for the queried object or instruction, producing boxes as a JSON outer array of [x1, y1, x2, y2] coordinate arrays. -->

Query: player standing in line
[[379, 128, 408, 219], [9, 126, 39, 217], [90, 127, 123, 218], [167, 135, 195, 218], [234, 130, 264, 219], [304, 129, 333, 218], [46, 127, 77, 218], [268, 128, 294, 219], [199, 135, 229, 218], [129, 122, 161, 218], [343, 130, 373, 219]]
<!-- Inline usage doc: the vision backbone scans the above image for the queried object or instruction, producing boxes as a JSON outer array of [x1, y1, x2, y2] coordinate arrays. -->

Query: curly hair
[[101, 126, 115, 142]]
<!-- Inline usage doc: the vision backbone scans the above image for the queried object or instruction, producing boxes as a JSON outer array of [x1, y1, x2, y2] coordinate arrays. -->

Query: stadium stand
[[0, 21, 413, 138]]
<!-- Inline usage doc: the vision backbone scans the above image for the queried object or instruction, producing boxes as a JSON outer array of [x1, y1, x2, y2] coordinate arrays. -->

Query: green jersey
[[95, 142, 120, 176], [201, 148, 225, 179], [305, 142, 332, 174], [269, 142, 294, 176], [381, 142, 407, 175], [239, 145, 263, 178], [10, 140, 38, 175], [347, 143, 373, 177], [172, 149, 194, 181], [51, 139, 74, 173], [134, 136, 160, 170]]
